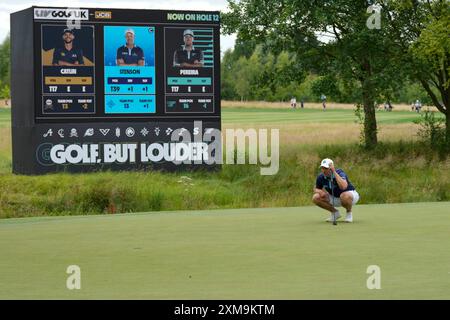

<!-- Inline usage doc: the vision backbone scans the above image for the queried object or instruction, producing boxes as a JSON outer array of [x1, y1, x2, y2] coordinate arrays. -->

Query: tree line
[[222, 39, 432, 104]]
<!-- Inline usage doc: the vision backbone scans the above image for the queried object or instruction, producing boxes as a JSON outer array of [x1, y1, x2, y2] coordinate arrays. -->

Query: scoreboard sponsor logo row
[[40, 125, 214, 139]]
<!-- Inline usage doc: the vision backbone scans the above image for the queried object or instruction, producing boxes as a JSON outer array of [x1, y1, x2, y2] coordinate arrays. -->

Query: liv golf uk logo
[[33, 8, 89, 20]]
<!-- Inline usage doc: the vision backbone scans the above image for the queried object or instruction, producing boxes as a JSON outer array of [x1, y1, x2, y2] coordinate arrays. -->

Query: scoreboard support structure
[[11, 7, 221, 175]]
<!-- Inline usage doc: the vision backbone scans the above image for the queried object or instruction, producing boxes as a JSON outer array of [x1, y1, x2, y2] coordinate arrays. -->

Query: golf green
[[1, 202, 449, 299]]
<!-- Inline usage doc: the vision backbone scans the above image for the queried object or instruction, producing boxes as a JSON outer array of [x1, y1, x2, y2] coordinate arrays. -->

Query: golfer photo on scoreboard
[[173, 29, 204, 68], [116, 28, 145, 66], [52, 28, 84, 66]]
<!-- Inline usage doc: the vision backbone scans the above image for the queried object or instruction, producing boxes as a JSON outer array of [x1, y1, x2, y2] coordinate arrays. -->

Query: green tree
[[221, 49, 238, 100], [273, 51, 307, 101], [0, 83, 10, 100], [253, 46, 275, 101], [234, 56, 252, 101], [311, 75, 341, 102], [233, 37, 258, 59], [382, 0, 449, 147], [223, 0, 404, 149], [0, 34, 10, 88], [393, 80, 434, 105]]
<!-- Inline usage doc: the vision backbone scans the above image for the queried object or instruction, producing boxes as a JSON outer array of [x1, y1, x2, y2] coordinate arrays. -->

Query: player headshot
[[52, 29, 84, 66], [116, 29, 145, 66], [173, 29, 204, 68]]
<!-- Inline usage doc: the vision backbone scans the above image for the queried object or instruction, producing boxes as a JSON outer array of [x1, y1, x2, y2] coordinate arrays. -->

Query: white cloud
[[0, 0, 236, 51]]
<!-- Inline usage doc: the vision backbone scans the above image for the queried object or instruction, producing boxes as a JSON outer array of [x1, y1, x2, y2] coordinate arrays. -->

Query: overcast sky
[[0, 0, 236, 52]]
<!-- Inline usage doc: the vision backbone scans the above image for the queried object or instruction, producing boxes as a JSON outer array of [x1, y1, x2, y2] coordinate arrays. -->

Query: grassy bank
[[1, 141, 448, 218], [0, 108, 448, 218]]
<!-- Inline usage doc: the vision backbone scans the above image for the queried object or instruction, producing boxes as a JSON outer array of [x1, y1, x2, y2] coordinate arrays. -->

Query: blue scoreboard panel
[[11, 7, 221, 174], [104, 26, 156, 114]]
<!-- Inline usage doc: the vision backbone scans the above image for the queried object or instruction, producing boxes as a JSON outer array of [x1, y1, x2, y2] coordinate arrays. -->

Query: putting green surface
[[1, 202, 449, 300]]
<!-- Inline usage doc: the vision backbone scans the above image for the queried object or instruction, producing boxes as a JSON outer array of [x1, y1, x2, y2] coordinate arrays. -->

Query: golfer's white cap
[[125, 29, 135, 36], [320, 158, 333, 168], [183, 29, 194, 37]]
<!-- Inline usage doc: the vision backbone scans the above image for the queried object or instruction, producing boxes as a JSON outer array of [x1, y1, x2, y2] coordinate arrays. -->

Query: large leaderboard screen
[[11, 7, 221, 174]]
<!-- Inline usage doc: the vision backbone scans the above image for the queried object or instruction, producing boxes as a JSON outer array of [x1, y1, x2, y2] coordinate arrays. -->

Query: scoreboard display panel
[[41, 25, 96, 114], [11, 7, 221, 174], [103, 26, 156, 114]]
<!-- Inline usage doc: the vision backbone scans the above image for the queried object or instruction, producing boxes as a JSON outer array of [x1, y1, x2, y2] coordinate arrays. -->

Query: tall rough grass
[[0, 140, 448, 218]]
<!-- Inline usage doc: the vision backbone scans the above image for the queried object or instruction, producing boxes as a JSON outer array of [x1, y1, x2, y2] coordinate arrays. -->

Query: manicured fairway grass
[[1, 202, 449, 299], [0, 108, 10, 128], [222, 107, 432, 125]]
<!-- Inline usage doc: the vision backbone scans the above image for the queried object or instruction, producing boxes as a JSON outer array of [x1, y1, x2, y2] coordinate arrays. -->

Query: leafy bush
[[415, 109, 448, 158]]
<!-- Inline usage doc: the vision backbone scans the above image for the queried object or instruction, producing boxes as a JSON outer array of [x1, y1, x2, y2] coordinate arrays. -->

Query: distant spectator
[[290, 97, 297, 109], [300, 98, 304, 109], [384, 101, 393, 112], [414, 100, 422, 113], [321, 94, 327, 110]]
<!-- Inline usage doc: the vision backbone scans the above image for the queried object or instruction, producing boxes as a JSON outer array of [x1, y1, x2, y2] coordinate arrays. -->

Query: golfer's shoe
[[326, 211, 341, 222], [345, 212, 353, 223]]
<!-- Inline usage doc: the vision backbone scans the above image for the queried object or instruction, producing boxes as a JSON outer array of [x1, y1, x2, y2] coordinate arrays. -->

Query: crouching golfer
[[312, 158, 360, 223]]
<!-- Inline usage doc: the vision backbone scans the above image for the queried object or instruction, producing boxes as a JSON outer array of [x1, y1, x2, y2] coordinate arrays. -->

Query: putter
[[330, 172, 337, 225]]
